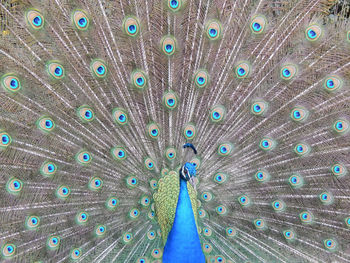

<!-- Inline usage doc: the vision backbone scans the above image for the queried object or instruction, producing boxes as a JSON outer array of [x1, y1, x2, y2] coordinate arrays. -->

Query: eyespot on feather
[[324, 75, 343, 92], [40, 161, 57, 177], [91, 59, 107, 78], [210, 105, 226, 123], [47, 236, 60, 250], [331, 163, 347, 177], [112, 108, 128, 125], [75, 150, 92, 165], [77, 105, 95, 122], [213, 172, 227, 184], [46, 61, 65, 80], [2, 243, 16, 258], [165, 147, 177, 161], [250, 15, 267, 34], [194, 69, 209, 88], [299, 211, 314, 224], [123, 232, 133, 243], [217, 143, 233, 156], [251, 100, 268, 116], [106, 196, 119, 210], [163, 91, 178, 110], [305, 24, 322, 41], [144, 157, 155, 171], [26, 9, 44, 30], [259, 137, 276, 151], [294, 142, 311, 156], [205, 20, 222, 40], [254, 169, 270, 183], [125, 175, 138, 189], [271, 200, 286, 212], [131, 70, 148, 90], [254, 218, 267, 230], [166, 0, 184, 12], [88, 176, 103, 191], [0, 131, 11, 149], [94, 224, 106, 237], [280, 64, 297, 81], [291, 107, 309, 122], [183, 123, 196, 140], [55, 185, 70, 200], [235, 61, 250, 78], [70, 248, 82, 260], [123, 16, 140, 37], [36, 116, 55, 133], [75, 211, 89, 225], [111, 146, 127, 161], [25, 215, 40, 230], [1, 74, 21, 93], [72, 10, 90, 30], [324, 238, 337, 251], [333, 119, 349, 135], [6, 177, 23, 195], [283, 230, 296, 241], [129, 208, 140, 219], [288, 174, 304, 188], [161, 35, 177, 56]]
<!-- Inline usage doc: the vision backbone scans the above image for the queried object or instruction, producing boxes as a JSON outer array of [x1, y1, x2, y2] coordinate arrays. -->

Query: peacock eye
[[333, 119, 349, 134], [145, 157, 155, 170], [194, 69, 209, 88], [254, 218, 266, 229], [167, 0, 184, 12], [131, 70, 148, 89], [47, 62, 65, 79], [205, 20, 222, 40], [161, 36, 177, 56], [163, 91, 178, 109], [184, 123, 196, 139], [251, 100, 268, 116], [259, 137, 276, 151], [305, 24, 322, 41], [170, 0, 179, 8], [294, 142, 310, 156], [26, 9, 44, 30], [47, 236, 60, 250], [235, 61, 250, 78], [210, 105, 226, 122], [123, 16, 140, 37], [1, 74, 21, 93], [280, 64, 297, 80], [111, 146, 127, 161], [91, 60, 107, 78], [147, 123, 160, 139], [71, 248, 81, 259], [324, 75, 342, 92], [76, 150, 92, 164], [253, 22, 261, 30], [89, 177, 103, 191], [72, 10, 89, 30], [250, 15, 267, 34], [166, 45, 172, 51], [37, 116, 55, 132], [165, 147, 177, 160]]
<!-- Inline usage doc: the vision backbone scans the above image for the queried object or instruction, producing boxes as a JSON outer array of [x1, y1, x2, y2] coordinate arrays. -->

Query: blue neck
[[162, 177, 205, 263]]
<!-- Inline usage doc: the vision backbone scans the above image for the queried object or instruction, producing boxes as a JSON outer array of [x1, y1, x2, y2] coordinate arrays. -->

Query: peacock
[[0, 0, 350, 262]]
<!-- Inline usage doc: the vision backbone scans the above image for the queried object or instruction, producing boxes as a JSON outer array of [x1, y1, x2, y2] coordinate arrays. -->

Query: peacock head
[[180, 162, 197, 181], [180, 143, 198, 184]]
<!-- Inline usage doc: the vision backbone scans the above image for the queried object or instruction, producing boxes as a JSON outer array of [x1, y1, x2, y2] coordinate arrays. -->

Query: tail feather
[[0, 0, 350, 262]]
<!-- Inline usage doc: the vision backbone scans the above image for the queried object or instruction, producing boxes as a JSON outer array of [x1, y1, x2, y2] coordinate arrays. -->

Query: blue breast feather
[[163, 177, 205, 263]]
